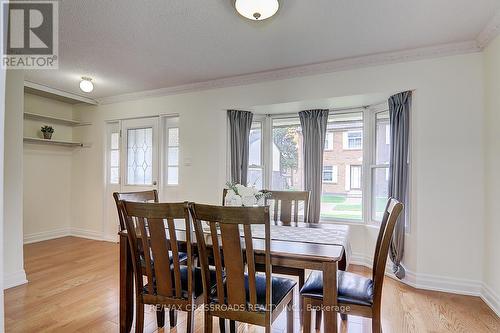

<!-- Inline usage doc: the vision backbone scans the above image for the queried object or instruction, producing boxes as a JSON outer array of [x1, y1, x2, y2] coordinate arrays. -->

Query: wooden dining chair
[[113, 190, 181, 328], [122, 201, 215, 333], [222, 189, 310, 322], [300, 198, 403, 333], [190, 203, 296, 333]]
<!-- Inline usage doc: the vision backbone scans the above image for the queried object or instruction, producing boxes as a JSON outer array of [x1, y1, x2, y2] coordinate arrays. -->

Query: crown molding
[[477, 11, 500, 49], [98, 40, 480, 105]]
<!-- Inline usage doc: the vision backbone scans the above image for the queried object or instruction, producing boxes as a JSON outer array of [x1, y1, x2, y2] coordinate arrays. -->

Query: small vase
[[43, 132, 52, 140]]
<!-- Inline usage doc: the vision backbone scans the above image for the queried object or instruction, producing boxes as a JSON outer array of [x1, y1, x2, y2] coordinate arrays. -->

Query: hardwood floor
[[4, 237, 499, 332]]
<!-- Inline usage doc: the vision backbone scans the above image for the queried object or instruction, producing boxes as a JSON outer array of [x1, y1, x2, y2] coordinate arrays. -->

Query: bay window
[[242, 104, 397, 224]]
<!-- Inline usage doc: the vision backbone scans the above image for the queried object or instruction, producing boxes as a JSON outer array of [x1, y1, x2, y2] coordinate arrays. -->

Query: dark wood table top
[[119, 221, 345, 267]]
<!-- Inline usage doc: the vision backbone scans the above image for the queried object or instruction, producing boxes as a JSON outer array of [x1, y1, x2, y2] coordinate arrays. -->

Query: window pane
[[372, 167, 389, 221], [376, 111, 390, 164], [321, 112, 363, 221], [167, 166, 179, 185], [168, 147, 179, 166], [272, 118, 303, 191], [110, 167, 119, 184], [127, 127, 153, 185], [249, 122, 262, 166], [111, 132, 120, 150], [168, 128, 179, 146], [248, 167, 263, 189], [110, 150, 119, 167]]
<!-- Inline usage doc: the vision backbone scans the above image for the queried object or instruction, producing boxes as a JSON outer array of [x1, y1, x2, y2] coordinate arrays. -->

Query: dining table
[[119, 220, 351, 333]]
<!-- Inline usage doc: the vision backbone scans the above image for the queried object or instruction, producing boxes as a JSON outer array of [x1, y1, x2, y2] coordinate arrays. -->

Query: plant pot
[[43, 132, 52, 140]]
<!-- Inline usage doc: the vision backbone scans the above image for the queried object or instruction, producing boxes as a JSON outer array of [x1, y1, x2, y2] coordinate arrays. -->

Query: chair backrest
[[190, 203, 271, 313], [371, 198, 403, 306], [264, 190, 310, 224], [113, 190, 159, 230], [221, 188, 310, 224], [122, 201, 193, 301]]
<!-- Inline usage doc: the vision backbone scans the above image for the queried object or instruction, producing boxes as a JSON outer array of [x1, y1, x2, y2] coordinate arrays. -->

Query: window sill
[[319, 218, 383, 228]]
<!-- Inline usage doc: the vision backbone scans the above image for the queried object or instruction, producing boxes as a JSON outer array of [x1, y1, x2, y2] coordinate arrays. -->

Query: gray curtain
[[228, 110, 253, 185], [388, 91, 411, 279], [299, 109, 329, 223]]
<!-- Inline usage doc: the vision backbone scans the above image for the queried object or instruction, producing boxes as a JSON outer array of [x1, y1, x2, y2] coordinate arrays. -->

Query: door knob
[[152, 181, 157, 186]]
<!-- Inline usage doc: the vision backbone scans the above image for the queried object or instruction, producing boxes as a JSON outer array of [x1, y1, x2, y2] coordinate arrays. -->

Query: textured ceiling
[[24, 0, 500, 99]]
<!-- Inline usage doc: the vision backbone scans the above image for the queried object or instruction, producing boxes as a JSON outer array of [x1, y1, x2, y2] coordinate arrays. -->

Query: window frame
[[248, 118, 266, 189], [162, 115, 180, 187]]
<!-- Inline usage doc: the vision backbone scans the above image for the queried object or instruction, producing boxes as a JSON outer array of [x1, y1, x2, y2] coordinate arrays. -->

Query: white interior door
[[103, 117, 159, 241], [121, 117, 160, 193]]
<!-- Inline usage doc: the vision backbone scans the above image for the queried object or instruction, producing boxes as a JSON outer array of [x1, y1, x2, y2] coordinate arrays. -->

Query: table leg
[[322, 261, 338, 333], [120, 234, 133, 333]]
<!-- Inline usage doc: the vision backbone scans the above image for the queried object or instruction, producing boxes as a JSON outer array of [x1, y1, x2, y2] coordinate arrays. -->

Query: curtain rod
[[264, 105, 368, 118]]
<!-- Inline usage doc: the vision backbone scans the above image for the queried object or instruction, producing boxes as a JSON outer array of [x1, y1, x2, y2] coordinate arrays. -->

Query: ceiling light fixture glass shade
[[235, 0, 279, 21], [79, 77, 94, 93]]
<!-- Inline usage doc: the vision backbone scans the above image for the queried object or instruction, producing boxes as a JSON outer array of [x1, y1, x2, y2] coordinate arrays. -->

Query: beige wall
[[73, 52, 486, 290], [23, 93, 75, 242], [4, 70, 26, 289], [483, 35, 500, 316]]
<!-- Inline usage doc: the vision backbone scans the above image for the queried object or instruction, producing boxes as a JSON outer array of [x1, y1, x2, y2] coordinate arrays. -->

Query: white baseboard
[[4, 269, 28, 289], [349, 253, 500, 317], [481, 283, 500, 317], [24, 227, 71, 244], [69, 227, 105, 241], [23, 227, 117, 244]]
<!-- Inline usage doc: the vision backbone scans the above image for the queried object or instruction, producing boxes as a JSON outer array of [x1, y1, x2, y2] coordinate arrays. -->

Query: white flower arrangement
[[224, 182, 271, 207]]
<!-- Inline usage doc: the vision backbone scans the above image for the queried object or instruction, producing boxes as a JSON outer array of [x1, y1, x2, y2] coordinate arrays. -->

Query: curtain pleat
[[228, 110, 253, 185]]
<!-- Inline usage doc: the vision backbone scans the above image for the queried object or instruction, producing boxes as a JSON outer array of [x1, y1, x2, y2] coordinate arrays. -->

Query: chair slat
[[244, 225, 257, 308], [138, 217, 155, 295], [167, 218, 182, 298], [280, 199, 292, 223], [293, 200, 299, 222], [219, 223, 247, 307], [210, 222, 226, 304], [148, 217, 173, 296]]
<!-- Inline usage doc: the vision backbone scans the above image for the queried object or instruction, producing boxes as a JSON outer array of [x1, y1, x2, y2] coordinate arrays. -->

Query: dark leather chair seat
[[211, 274, 296, 311], [300, 270, 373, 306], [247, 274, 296, 310]]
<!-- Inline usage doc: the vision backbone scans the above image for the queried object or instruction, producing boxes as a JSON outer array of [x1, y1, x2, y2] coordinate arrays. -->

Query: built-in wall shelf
[[24, 112, 92, 127], [23, 137, 85, 147]]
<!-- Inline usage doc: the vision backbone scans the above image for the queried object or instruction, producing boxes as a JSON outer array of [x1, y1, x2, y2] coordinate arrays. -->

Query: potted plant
[[41, 125, 54, 140]]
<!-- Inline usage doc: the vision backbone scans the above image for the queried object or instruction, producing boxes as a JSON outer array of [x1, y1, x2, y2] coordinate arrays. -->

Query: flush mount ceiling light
[[234, 0, 279, 21], [79, 77, 94, 93]]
